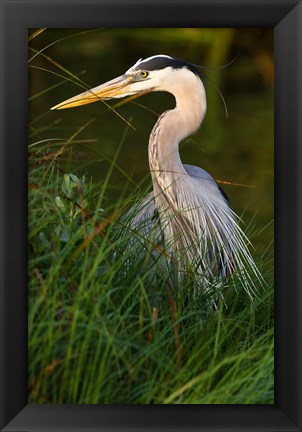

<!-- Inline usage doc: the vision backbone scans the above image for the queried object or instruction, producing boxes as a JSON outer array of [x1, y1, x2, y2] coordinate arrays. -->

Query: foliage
[[28, 159, 273, 404]]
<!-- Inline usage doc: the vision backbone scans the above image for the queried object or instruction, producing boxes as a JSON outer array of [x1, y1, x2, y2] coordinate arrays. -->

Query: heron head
[[51, 55, 202, 110]]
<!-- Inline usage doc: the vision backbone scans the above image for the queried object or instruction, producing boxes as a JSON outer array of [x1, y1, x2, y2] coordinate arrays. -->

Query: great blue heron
[[52, 55, 261, 297]]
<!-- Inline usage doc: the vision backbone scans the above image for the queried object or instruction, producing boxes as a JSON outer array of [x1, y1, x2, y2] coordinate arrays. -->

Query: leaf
[[54, 226, 70, 243], [55, 196, 65, 209], [64, 173, 71, 189], [69, 173, 79, 184], [38, 232, 50, 246], [62, 174, 72, 198]]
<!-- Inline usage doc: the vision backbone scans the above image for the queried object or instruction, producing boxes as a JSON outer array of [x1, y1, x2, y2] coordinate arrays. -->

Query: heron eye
[[139, 71, 149, 79]]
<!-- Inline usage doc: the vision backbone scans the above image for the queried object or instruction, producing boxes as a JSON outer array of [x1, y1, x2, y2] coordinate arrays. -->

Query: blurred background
[[28, 28, 274, 252]]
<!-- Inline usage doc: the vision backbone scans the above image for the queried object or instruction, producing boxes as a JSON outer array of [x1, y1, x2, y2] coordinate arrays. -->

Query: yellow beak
[[51, 74, 133, 110]]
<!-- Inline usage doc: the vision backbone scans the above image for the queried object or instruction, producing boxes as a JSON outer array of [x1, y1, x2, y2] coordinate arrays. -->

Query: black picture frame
[[1, 0, 301, 431]]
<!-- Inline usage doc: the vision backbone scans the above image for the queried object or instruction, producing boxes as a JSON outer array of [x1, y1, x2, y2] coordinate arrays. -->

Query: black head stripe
[[134, 56, 200, 76]]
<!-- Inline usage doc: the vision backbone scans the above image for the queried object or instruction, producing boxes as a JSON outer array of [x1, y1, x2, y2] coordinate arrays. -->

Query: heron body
[[52, 55, 260, 296]]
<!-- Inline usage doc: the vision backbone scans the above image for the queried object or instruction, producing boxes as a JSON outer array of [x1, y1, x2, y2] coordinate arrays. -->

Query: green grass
[[28, 151, 274, 404]]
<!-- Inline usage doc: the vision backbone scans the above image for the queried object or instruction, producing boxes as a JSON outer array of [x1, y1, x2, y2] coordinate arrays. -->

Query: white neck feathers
[[148, 68, 206, 175]]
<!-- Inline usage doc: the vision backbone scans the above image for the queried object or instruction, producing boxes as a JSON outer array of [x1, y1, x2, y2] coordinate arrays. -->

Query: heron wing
[[183, 164, 230, 206]]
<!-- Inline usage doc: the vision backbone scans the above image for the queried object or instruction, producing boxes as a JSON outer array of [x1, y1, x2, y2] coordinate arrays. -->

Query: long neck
[[148, 73, 207, 182]]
